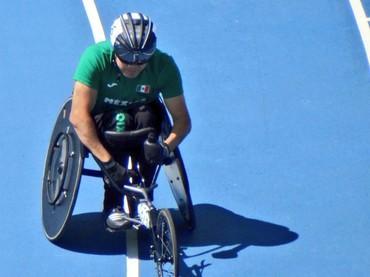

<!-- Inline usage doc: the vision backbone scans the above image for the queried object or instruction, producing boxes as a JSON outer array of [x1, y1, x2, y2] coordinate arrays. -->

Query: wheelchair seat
[[103, 127, 155, 151]]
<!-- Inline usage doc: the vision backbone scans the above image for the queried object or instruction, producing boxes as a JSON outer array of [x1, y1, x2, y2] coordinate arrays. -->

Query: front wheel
[[153, 209, 179, 277]]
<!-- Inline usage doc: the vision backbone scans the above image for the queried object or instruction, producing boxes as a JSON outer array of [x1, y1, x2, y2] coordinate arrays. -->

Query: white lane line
[[125, 159, 140, 277], [349, 0, 370, 65], [80, 1, 140, 277], [126, 230, 140, 277], [81, 0, 106, 42]]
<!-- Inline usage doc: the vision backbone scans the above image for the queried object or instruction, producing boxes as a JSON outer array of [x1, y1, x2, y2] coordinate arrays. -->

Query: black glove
[[143, 133, 172, 165], [99, 159, 128, 192]]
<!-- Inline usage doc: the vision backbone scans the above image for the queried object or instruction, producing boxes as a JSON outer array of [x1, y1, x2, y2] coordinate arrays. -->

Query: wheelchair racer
[[69, 12, 191, 231]]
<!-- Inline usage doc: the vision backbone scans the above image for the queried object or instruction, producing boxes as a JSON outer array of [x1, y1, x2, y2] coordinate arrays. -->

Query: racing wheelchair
[[41, 98, 195, 276]]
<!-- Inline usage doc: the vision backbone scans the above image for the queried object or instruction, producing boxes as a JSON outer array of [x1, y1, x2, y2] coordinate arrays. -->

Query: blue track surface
[[1, 0, 370, 276]]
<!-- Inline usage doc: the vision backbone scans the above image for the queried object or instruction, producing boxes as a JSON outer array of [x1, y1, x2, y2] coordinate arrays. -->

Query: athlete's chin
[[123, 72, 140, 78]]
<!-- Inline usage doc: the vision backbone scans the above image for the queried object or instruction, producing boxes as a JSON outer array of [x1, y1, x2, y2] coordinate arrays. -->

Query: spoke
[[157, 222, 173, 260], [154, 210, 177, 277]]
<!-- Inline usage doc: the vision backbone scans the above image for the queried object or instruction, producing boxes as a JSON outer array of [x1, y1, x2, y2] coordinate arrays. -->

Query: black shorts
[[94, 102, 162, 188]]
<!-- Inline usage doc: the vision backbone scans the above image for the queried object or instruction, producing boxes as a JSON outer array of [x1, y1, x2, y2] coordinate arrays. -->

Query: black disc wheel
[[41, 99, 84, 241], [159, 98, 196, 231], [164, 148, 196, 231], [154, 209, 179, 277]]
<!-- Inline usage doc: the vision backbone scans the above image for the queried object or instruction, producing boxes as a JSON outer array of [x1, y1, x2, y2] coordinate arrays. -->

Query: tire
[[154, 209, 179, 277]]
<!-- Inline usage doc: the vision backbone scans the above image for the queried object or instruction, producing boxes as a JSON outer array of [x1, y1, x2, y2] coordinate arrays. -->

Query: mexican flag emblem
[[136, 85, 151, 94]]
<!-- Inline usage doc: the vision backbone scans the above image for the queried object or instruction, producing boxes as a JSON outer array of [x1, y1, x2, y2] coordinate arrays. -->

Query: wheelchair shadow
[[54, 204, 298, 275], [173, 203, 299, 276], [54, 212, 128, 255]]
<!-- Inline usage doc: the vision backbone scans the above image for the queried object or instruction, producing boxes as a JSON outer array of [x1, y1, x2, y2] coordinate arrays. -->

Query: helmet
[[110, 12, 156, 65]]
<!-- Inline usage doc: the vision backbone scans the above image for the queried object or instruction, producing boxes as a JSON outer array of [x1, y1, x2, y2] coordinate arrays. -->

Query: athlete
[[69, 12, 191, 231]]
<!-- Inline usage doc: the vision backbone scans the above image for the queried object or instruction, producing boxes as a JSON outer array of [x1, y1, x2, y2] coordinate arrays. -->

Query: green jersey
[[73, 41, 183, 115]]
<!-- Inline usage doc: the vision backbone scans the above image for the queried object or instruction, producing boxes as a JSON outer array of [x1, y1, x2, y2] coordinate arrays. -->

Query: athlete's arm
[[69, 81, 112, 162], [163, 94, 191, 151]]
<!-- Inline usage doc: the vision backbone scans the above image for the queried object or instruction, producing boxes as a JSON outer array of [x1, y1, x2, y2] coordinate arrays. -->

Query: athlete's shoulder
[[149, 49, 179, 71], [82, 41, 112, 61], [77, 41, 113, 72], [152, 49, 175, 62]]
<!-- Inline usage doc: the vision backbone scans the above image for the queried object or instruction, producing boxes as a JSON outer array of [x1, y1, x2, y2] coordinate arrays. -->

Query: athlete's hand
[[99, 159, 128, 192], [144, 133, 172, 165]]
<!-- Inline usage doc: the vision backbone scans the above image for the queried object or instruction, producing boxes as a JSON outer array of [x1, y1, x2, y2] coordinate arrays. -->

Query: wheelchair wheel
[[158, 99, 195, 230], [154, 209, 179, 277], [164, 148, 196, 230], [41, 99, 84, 241]]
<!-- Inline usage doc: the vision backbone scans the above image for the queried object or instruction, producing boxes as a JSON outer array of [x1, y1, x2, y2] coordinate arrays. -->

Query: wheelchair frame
[[41, 98, 195, 241]]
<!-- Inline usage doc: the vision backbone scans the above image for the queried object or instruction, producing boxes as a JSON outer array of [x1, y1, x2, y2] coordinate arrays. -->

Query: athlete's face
[[115, 56, 147, 78]]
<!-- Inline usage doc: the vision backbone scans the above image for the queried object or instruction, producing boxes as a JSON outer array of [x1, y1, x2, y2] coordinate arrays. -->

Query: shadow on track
[[53, 204, 298, 275], [54, 212, 127, 255], [178, 203, 298, 258], [175, 203, 299, 276]]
